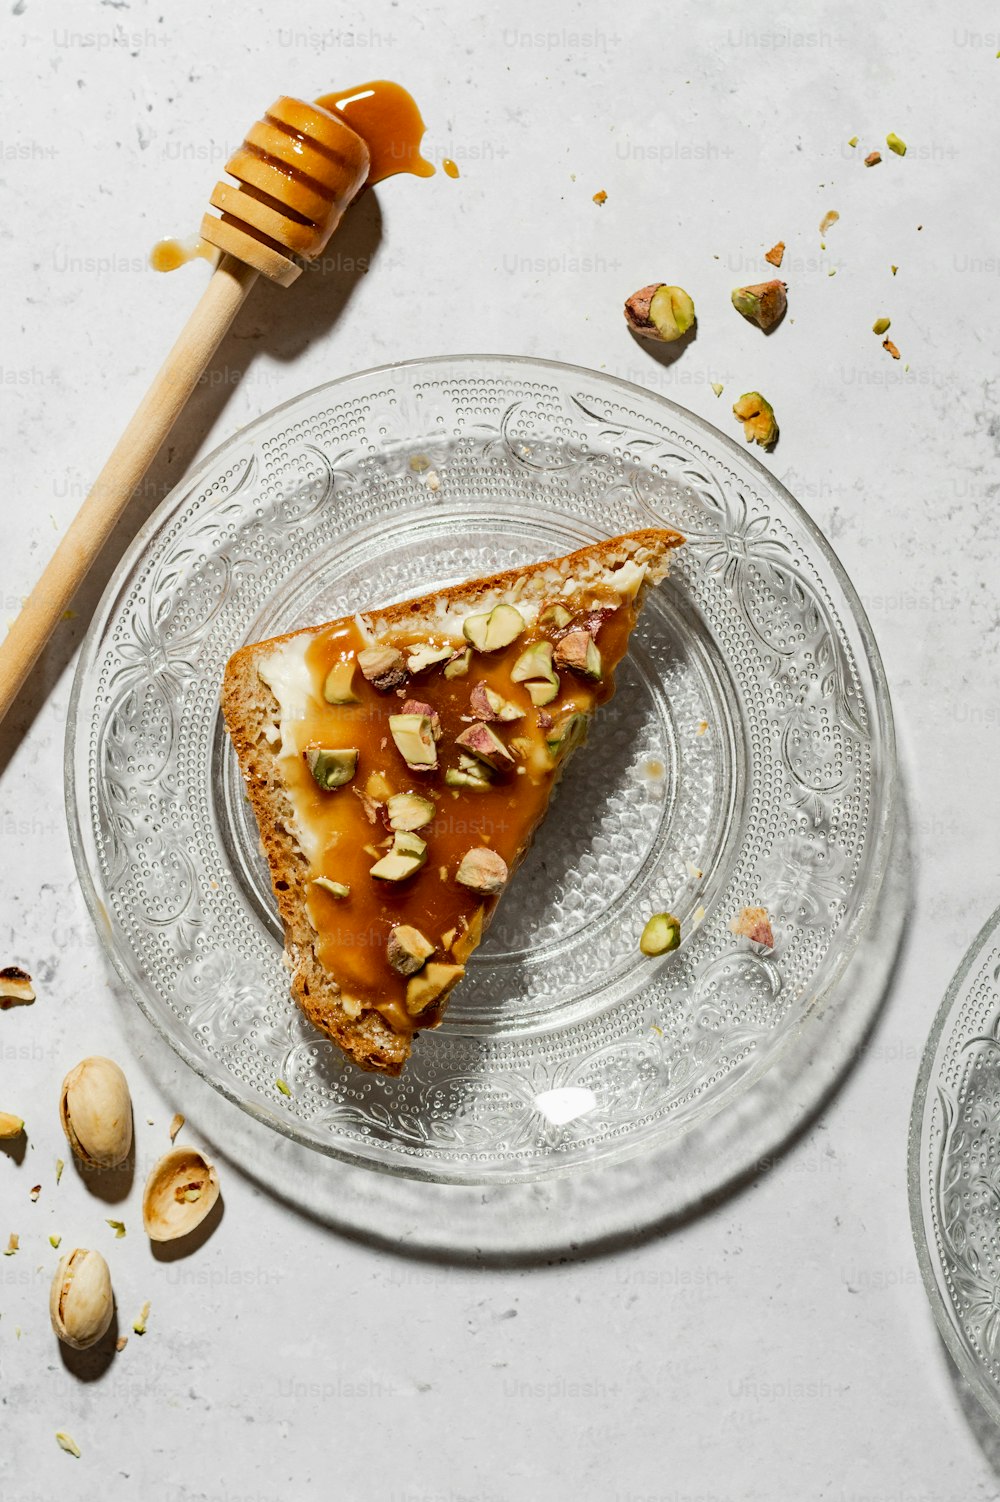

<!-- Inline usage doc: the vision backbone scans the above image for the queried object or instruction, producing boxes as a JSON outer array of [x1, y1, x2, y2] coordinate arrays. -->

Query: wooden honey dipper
[[0, 82, 433, 724]]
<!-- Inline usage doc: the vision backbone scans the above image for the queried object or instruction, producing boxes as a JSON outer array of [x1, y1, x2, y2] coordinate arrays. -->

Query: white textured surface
[[2, 1, 1000, 1497]]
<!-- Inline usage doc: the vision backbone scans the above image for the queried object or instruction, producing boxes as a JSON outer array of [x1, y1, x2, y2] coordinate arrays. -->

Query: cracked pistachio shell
[[50, 1248, 114, 1350], [142, 1146, 220, 1242], [59, 1057, 133, 1168]]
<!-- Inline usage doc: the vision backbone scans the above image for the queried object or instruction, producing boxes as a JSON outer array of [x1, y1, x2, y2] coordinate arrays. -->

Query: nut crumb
[[697, 719, 709, 735], [864, 151, 881, 167], [133, 1300, 150, 1336], [168, 1113, 184, 1143], [106, 1219, 126, 1238], [592, 189, 607, 205], [730, 905, 775, 948], [764, 241, 785, 267], [116, 1335, 129, 1352], [882, 337, 901, 360], [819, 210, 839, 234], [55, 1157, 64, 1184], [30, 1184, 40, 1202], [4, 1232, 19, 1256], [55, 1431, 81, 1459], [0, 966, 35, 1008]]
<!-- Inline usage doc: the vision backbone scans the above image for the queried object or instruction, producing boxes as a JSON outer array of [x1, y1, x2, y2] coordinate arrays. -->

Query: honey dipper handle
[[0, 254, 258, 724]]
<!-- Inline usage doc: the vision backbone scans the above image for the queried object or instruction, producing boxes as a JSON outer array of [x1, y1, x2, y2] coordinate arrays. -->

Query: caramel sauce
[[274, 597, 636, 1036], [314, 80, 435, 185], [149, 236, 217, 273], [442, 158, 460, 180]]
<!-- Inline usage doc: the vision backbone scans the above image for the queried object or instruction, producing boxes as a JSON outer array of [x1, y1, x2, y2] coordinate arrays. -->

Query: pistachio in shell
[[49, 1248, 114, 1350], [142, 1146, 220, 1242], [59, 1056, 133, 1169]]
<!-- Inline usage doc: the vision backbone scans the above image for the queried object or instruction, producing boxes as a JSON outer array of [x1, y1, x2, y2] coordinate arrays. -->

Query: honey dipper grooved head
[[200, 97, 371, 286]]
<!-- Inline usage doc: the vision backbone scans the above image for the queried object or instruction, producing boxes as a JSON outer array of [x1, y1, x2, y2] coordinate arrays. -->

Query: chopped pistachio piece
[[864, 150, 881, 167], [872, 317, 891, 335], [546, 711, 590, 763], [886, 132, 906, 156], [389, 713, 438, 769], [445, 757, 494, 789], [624, 283, 696, 342], [313, 876, 351, 899], [387, 793, 435, 831], [133, 1300, 150, 1335], [387, 925, 436, 976], [455, 847, 509, 895], [553, 630, 602, 681], [455, 722, 515, 770], [305, 746, 358, 790], [526, 678, 559, 707], [50, 1233, 62, 1249], [357, 644, 406, 691], [469, 682, 523, 722], [731, 280, 787, 331], [511, 640, 555, 683], [462, 603, 525, 653], [405, 962, 465, 1015], [732, 392, 779, 449], [0, 966, 35, 1007], [168, 1113, 184, 1143], [847, 135, 858, 147], [4, 1232, 19, 1256], [322, 660, 360, 704], [539, 603, 573, 630], [106, 1219, 126, 1238], [406, 644, 453, 674], [275, 1079, 291, 1097], [443, 647, 472, 679], [370, 831, 428, 881], [55, 1432, 81, 1459], [640, 913, 681, 956], [711, 381, 724, 397]]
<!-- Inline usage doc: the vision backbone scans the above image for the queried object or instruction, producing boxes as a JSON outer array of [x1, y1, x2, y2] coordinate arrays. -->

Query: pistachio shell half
[[59, 1057, 133, 1168], [50, 1248, 114, 1350], [142, 1146, 220, 1242]]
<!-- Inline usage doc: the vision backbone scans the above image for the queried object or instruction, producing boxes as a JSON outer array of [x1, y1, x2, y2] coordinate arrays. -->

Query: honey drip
[[149, 236, 217, 273], [314, 79, 435, 185]]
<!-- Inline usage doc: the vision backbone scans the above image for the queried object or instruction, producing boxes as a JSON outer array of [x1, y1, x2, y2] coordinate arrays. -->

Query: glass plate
[[910, 904, 1000, 1424], [67, 355, 896, 1185]]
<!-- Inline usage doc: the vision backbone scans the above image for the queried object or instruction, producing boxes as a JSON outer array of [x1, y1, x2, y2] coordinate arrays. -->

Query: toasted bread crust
[[221, 527, 683, 1075]]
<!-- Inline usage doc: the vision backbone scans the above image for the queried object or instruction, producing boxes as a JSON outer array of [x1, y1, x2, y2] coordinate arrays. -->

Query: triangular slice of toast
[[221, 527, 683, 1075]]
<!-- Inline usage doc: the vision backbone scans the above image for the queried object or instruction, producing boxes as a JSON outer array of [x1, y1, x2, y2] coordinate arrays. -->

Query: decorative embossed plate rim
[[909, 902, 1000, 1426], [67, 354, 896, 1185]]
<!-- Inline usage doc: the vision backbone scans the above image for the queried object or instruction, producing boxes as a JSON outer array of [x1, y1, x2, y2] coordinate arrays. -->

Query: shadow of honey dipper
[[0, 86, 419, 742]]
